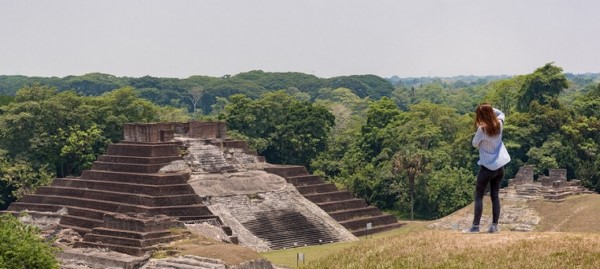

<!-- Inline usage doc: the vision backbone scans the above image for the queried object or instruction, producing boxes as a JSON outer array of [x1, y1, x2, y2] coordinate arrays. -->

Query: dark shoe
[[462, 225, 480, 233], [487, 223, 499, 234]]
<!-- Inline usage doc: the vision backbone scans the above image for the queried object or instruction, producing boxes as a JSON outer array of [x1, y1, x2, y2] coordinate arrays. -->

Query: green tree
[[0, 214, 59, 268], [427, 166, 475, 218], [54, 124, 111, 176], [0, 155, 53, 210], [392, 147, 430, 219], [517, 63, 568, 111], [484, 77, 524, 115], [225, 91, 335, 167], [0, 94, 13, 106]]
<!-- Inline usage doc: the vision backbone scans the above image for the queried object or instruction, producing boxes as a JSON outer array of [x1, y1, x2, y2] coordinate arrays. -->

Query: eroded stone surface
[[188, 171, 288, 197]]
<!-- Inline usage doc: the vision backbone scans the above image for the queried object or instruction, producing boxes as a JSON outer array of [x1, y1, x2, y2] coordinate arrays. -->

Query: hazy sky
[[1, 0, 599, 78]]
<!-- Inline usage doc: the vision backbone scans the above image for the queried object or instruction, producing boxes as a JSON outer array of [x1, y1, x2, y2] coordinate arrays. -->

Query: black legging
[[473, 166, 504, 225]]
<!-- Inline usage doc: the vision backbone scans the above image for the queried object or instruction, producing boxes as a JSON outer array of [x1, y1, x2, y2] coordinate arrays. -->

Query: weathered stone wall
[[187, 121, 227, 139], [123, 123, 175, 143], [508, 165, 534, 186], [541, 169, 568, 186]]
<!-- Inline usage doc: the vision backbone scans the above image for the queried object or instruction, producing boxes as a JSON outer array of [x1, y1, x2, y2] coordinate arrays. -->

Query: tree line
[[0, 71, 394, 116]]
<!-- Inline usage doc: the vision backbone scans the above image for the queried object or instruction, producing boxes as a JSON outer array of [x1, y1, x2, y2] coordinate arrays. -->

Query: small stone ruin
[[74, 213, 187, 256], [507, 165, 594, 202]]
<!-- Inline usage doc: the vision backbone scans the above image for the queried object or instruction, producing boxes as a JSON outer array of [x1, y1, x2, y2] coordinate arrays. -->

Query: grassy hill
[[261, 194, 600, 268]]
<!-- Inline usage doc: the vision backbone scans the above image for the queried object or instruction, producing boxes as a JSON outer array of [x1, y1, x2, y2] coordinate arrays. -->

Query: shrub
[[0, 214, 59, 269]]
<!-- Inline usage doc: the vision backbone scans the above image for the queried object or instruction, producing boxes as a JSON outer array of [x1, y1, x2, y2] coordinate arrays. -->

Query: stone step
[[266, 237, 338, 247], [543, 192, 572, 200], [82, 233, 184, 248], [92, 227, 173, 240], [221, 226, 233, 236], [304, 191, 354, 203], [151, 256, 228, 269], [65, 207, 218, 226], [80, 170, 189, 185], [243, 221, 335, 235], [7, 202, 65, 213], [66, 206, 111, 220], [20, 195, 146, 214], [257, 228, 339, 241], [328, 206, 382, 222], [317, 199, 368, 212], [2, 209, 61, 220], [35, 186, 203, 207], [18, 195, 212, 217], [106, 143, 180, 157], [74, 241, 153, 256], [296, 183, 339, 195], [285, 175, 324, 186], [97, 155, 181, 165], [60, 214, 104, 230], [58, 248, 148, 269], [352, 222, 405, 237], [59, 224, 92, 235], [175, 215, 222, 223], [91, 161, 168, 174], [264, 166, 309, 178], [52, 178, 195, 195], [339, 214, 398, 231], [152, 259, 226, 269]]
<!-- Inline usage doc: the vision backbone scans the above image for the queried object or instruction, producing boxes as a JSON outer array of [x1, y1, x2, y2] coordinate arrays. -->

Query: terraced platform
[[5, 136, 235, 255], [264, 165, 403, 236], [7, 141, 219, 233]]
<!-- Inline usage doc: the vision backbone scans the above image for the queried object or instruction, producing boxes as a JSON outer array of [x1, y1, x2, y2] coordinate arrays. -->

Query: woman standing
[[464, 103, 511, 233]]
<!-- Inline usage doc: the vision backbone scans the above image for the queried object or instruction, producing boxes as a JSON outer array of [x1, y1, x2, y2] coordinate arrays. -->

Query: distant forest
[[1, 66, 599, 220], [2, 71, 598, 115]]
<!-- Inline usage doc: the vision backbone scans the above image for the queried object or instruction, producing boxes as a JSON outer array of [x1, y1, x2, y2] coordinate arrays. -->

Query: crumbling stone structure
[[75, 213, 187, 256], [506, 165, 593, 202], [508, 165, 535, 186], [540, 169, 567, 187]]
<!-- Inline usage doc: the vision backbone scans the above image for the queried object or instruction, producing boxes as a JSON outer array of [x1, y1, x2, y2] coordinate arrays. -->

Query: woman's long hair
[[475, 103, 501, 136]]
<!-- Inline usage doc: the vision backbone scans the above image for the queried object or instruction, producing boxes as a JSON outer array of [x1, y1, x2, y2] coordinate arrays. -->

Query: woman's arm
[[494, 108, 505, 123], [472, 126, 484, 147]]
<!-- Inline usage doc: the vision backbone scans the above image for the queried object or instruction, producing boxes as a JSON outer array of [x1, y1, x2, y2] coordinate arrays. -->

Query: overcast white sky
[[1, 0, 599, 79]]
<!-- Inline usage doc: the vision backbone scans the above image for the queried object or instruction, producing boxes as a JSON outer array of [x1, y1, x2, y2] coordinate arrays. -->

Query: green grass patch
[[261, 221, 428, 268]]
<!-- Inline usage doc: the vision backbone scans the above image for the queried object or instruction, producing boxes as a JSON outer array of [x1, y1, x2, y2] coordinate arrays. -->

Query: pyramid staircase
[[184, 139, 346, 250], [264, 165, 403, 236], [241, 210, 343, 249], [6, 140, 236, 254]]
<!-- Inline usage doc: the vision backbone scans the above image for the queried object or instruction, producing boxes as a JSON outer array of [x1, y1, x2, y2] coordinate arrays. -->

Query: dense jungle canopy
[[1, 65, 599, 220]]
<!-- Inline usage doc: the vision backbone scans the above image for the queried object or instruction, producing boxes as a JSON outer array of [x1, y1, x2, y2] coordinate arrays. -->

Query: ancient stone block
[[187, 121, 227, 139], [549, 169, 567, 181], [102, 213, 184, 232], [508, 165, 534, 186], [123, 123, 175, 142]]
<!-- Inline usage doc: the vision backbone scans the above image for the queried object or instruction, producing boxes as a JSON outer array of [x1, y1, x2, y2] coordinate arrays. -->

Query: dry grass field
[[302, 230, 600, 269], [263, 194, 600, 269]]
